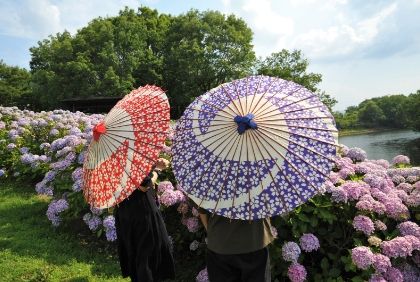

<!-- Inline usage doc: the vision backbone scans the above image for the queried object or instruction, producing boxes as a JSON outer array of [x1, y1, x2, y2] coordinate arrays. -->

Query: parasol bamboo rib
[[174, 126, 238, 180], [257, 124, 338, 147], [248, 76, 273, 115], [185, 129, 240, 206], [246, 131, 277, 218], [255, 128, 332, 178], [256, 126, 337, 163], [248, 130, 309, 204], [252, 129, 331, 194], [219, 84, 245, 117], [250, 84, 304, 117], [200, 132, 242, 217], [212, 130, 245, 218], [247, 131, 290, 210], [256, 121, 338, 133]]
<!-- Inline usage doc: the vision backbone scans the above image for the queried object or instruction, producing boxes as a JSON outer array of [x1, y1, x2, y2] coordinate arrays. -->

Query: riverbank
[[338, 127, 398, 137]]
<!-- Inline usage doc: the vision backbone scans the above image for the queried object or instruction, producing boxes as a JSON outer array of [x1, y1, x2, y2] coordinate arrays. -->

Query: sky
[[1, 0, 419, 111]]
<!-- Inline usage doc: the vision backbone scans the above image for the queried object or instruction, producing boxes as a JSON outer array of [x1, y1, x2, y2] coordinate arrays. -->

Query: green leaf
[[329, 268, 341, 277], [320, 257, 329, 271]]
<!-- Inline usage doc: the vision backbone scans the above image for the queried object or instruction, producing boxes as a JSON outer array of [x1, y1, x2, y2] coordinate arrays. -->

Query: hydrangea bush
[[1, 106, 419, 282]]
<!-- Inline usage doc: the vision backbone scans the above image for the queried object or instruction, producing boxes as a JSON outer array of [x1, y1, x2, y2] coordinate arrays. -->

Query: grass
[[0, 180, 127, 282], [338, 127, 397, 137]]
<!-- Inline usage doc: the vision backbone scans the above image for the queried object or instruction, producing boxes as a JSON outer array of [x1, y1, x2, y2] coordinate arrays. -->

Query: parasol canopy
[[172, 75, 338, 220], [83, 85, 170, 209]]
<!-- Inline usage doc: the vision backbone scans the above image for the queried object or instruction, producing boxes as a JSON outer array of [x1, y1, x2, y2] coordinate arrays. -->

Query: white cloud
[[241, 0, 294, 36], [290, 2, 398, 59], [0, 0, 61, 39]]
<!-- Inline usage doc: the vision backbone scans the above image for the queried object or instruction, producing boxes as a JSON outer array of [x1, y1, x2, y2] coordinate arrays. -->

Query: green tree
[[358, 100, 386, 127], [406, 90, 420, 131], [256, 49, 337, 110], [30, 7, 167, 109], [163, 10, 256, 115], [0, 60, 32, 107]]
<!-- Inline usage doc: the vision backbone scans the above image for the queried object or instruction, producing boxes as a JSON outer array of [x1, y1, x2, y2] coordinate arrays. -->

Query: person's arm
[[199, 212, 208, 231]]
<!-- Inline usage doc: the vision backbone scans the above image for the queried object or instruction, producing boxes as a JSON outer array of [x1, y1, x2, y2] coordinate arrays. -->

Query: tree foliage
[[334, 90, 420, 131], [28, 7, 255, 115], [0, 60, 32, 107], [163, 10, 255, 114]]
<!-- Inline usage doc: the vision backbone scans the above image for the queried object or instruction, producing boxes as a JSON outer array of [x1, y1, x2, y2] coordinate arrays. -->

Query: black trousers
[[206, 248, 271, 282]]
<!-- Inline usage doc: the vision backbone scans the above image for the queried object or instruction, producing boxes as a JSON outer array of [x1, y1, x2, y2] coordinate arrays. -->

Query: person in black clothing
[[114, 158, 175, 282]]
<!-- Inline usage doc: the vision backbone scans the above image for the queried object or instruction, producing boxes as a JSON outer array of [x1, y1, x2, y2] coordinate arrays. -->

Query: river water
[[338, 130, 420, 166]]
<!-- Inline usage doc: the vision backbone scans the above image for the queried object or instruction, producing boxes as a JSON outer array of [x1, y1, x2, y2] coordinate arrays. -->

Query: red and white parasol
[[83, 85, 170, 209]]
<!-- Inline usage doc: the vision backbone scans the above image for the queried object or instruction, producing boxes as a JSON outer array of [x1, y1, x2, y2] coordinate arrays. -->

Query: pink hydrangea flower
[[282, 242, 301, 262], [372, 254, 391, 273], [196, 267, 209, 282], [184, 217, 200, 233], [384, 267, 403, 282], [159, 190, 179, 207], [374, 220, 387, 231], [397, 221, 420, 237], [351, 246, 374, 270], [353, 215, 375, 236], [299, 233, 320, 252], [157, 181, 174, 193], [381, 236, 413, 258], [287, 263, 307, 282], [392, 155, 410, 165]]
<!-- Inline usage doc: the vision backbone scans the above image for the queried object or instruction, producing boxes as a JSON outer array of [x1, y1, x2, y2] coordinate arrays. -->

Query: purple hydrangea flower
[[177, 202, 189, 214], [396, 183, 413, 193], [392, 175, 406, 185], [77, 151, 85, 164], [196, 268, 209, 282], [46, 199, 69, 226], [7, 143, 16, 150], [381, 236, 413, 258], [372, 254, 391, 273], [56, 146, 74, 158], [83, 213, 102, 231], [353, 215, 375, 236], [189, 240, 200, 251], [161, 144, 172, 155], [299, 233, 320, 252], [159, 190, 179, 207], [71, 167, 83, 182], [21, 153, 35, 164], [384, 267, 403, 282], [351, 246, 373, 270], [282, 242, 301, 262], [19, 147, 29, 154], [157, 181, 174, 193], [392, 155, 410, 165], [404, 235, 420, 250], [330, 187, 348, 203], [287, 263, 307, 282], [369, 274, 387, 282], [398, 263, 420, 282], [338, 166, 355, 179], [49, 128, 59, 136], [374, 220, 387, 231], [184, 217, 200, 233], [397, 221, 420, 238], [347, 147, 367, 162], [103, 215, 117, 241]]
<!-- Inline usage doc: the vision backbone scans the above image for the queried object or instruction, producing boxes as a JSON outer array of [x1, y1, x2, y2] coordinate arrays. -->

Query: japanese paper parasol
[[172, 75, 338, 220], [83, 85, 170, 209]]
